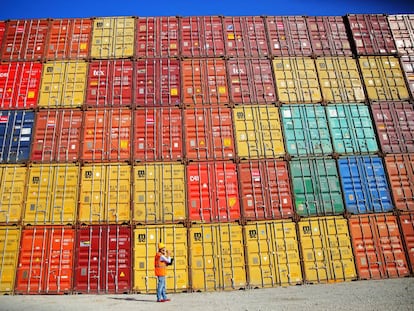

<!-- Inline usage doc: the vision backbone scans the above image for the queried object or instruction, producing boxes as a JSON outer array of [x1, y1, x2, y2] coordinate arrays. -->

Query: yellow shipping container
[[0, 227, 21, 293], [244, 220, 302, 288], [133, 225, 188, 293], [316, 57, 365, 103], [298, 216, 357, 283], [189, 223, 246, 291], [91, 17, 135, 59], [133, 163, 186, 224], [79, 163, 130, 224], [38, 61, 87, 108], [233, 105, 284, 160], [273, 57, 322, 103], [24, 164, 79, 225], [359, 56, 410, 101]]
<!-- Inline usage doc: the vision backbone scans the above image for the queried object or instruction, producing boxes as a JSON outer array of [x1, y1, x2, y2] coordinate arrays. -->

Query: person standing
[[154, 242, 172, 302]]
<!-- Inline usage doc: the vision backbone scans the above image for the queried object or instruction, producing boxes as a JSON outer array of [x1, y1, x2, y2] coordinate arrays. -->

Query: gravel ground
[[1, 278, 413, 311]]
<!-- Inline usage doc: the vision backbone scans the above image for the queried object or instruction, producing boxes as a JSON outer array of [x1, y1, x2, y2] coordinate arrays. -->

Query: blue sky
[[1, 0, 413, 20]]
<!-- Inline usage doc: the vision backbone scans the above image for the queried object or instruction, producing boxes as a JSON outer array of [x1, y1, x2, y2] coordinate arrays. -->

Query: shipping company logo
[[193, 232, 202, 241], [137, 234, 146, 243], [232, 68, 245, 75], [249, 229, 257, 238], [93, 70, 105, 76], [0, 72, 8, 78], [189, 175, 200, 182]]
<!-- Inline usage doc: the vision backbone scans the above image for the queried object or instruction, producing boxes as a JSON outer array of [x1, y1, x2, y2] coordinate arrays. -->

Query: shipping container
[[81, 109, 131, 162], [189, 223, 246, 291], [398, 212, 414, 273], [359, 56, 410, 101], [0, 21, 5, 53], [265, 16, 312, 57], [273, 57, 322, 103], [298, 216, 357, 283], [183, 107, 235, 161], [1, 19, 49, 61], [315, 57, 365, 103], [371, 102, 414, 154], [306, 16, 352, 57], [86, 60, 133, 107], [133, 225, 188, 293], [24, 164, 79, 225], [134, 108, 182, 162], [187, 161, 240, 223], [90, 17, 134, 59], [281, 105, 333, 157], [0, 110, 34, 163], [74, 225, 131, 293], [400, 55, 414, 99], [38, 61, 87, 108], [244, 220, 302, 287], [0, 227, 20, 294], [388, 14, 414, 55], [338, 156, 394, 214], [326, 104, 378, 155], [349, 214, 410, 279], [79, 163, 131, 224], [289, 158, 344, 217], [136, 17, 179, 58], [15, 226, 75, 294], [223, 16, 268, 58], [0, 62, 42, 109], [346, 14, 397, 55], [133, 163, 186, 224], [182, 59, 229, 106], [135, 58, 180, 107], [384, 154, 414, 212], [180, 16, 225, 58], [227, 59, 276, 105], [45, 18, 92, 60], [233, 105, 284, 160]]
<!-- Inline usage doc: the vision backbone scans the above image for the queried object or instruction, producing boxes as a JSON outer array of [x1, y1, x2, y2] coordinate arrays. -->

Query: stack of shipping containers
[[0, 13, 412, 296]]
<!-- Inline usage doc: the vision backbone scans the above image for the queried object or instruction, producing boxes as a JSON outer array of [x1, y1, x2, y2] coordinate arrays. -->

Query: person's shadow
[[110, 297, 154, 303]]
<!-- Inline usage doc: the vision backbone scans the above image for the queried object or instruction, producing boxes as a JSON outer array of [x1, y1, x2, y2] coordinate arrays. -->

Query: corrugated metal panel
[[133, 163, 186, 224], [0, 21, 5, 53], [90, 17, 134, 59], [227, 59, 276, 105], [0, 62, 42, 109], [315, 57, 365, 103], [184, 107, 235, 161], [0, 227, 20, 293], [180, 16, 225, 58], [189, 223, 246, 291], [298, 216, 357, 283], [400, 55, 414, 99], [24, 164, 79, 225], [133, 108, 182, 162], [133, 225, 188, 293], [398, 212, 414, 273], [388, 14, 414, 55], [273, 57, 322, 103], [74, 225, 131, 293], [349, 214, 410, 279], [79, 163, 131, 224], [233, 105, 284, 160], [290, 158, 344, 217], [281, 105, 333, 157], [326, 104, 378, 155], [338, 156, 394, 214], [244, 220, 302, 287]]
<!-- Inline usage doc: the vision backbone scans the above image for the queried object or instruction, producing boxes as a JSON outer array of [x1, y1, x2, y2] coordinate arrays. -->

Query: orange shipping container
[[0, 21, 5, 52], [398, 212, 414, 273]]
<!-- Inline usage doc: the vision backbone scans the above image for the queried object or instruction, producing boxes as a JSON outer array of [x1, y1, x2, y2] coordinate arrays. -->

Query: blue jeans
[[156, 276, 167, 301]]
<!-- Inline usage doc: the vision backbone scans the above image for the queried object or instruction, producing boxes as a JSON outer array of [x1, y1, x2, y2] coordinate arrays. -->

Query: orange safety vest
[[154, 252, 167, 276]]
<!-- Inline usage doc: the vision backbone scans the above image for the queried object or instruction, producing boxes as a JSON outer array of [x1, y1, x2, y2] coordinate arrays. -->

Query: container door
[[0, 227, 20, 293], [0, 165, 26, 223], [8, 110, 34, 163], [399, 213, 414, 273], [79, 165, 106, 223], [106, 164, 131, 223]]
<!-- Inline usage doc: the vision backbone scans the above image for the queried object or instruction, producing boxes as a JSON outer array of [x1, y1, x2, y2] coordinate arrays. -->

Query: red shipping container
[[45, 18, 92, 60], [184, 107, 235, 161], [0, 62, 42, 109], [182, 59, 229, 106], [384, 154, 414, 212], [74, 225, 131, 294], [32, 109, 83, 162], [180, 16, 225, 58], [227, 59, 276, 105], [0, 21, 5, 53], [349, 214, 410, 280], [347, 14, 397, 55], [401, 55, 414, 99], [1, 19, 49, 61], [388, 14, 414, 55], [265, 16, 312, 57], [81, 109, 131, 162], [187, 161, 240, 223], [86, 60, 133, 108], [306, 16, 353, 57], [398, 212, 414, 273], [134, 107, 183, 162], [15, 226, 75, 294], [136, 17, 179, 58], [223, 16, 269, 58], [135, 58, 180, 107]]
